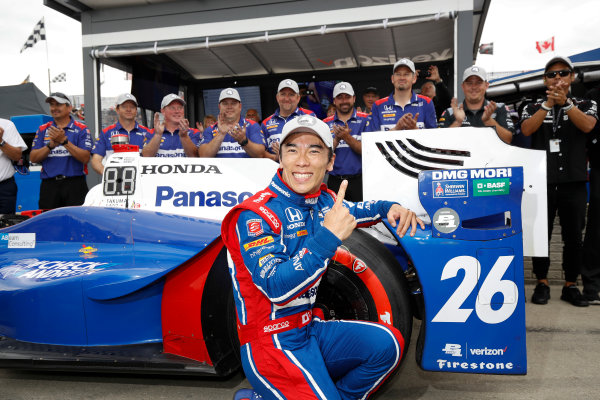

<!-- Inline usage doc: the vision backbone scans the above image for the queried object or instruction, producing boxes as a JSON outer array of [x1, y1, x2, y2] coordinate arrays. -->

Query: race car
[[0, 127, 546, 377]]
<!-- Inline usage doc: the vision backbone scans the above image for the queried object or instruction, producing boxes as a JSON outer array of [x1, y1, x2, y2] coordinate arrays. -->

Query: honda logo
[[285, 207, 303, 222]]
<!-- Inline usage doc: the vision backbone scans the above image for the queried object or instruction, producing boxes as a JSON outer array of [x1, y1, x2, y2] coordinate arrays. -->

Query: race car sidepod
[[387, 166, 527, 375]]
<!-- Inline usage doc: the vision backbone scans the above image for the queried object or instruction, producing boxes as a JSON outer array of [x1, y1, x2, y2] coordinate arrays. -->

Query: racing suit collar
[[270, 169, 324, 207]]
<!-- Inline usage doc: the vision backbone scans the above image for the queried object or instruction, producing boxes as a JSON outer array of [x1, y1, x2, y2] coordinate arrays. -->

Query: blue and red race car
[[0, 128, 546, 377]]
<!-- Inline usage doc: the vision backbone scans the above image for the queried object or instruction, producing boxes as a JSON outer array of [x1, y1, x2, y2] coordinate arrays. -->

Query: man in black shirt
[[438, 65, 514, 144], [521, 56, 598, 307], [582, 85, 600, 304]]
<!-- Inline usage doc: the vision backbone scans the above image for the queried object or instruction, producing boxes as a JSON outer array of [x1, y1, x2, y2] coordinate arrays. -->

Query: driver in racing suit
[[221, 114, 423, 400]]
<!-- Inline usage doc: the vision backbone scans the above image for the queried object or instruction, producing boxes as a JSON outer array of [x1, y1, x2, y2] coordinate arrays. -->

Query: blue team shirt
[[261, 107, 315, 153], [323, 110, 369, 176], [32, 118, 92, 179], [200, 117, 264, 158], [143, 128, 200, 157], [92, 121, 150, 157], [368, 92, 437, 131]]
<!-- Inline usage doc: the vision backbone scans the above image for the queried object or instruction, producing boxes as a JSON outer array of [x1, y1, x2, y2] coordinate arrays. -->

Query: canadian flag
[[536, 37, 555, 53]]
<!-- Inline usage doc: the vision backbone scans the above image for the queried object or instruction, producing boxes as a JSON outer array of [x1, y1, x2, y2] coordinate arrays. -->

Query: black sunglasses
[[544, 69, 572, 78]]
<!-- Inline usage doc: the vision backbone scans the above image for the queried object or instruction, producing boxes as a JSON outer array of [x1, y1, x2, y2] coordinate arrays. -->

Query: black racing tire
[[315, 229, 413, 359]]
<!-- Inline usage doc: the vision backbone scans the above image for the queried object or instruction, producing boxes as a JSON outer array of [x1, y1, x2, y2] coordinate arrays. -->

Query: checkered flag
[[20, 18, 46, 53], [52, 72, 66, 83]]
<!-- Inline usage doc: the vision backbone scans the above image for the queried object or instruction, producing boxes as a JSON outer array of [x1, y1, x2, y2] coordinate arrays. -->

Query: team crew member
[[30, 92, 92, 209], [521, 56, 598, 307], [420, 65, 451, 120], [0, 119, 27, 214], [91, 93, 150, 174], [198, 88, 265, 158], [142, 94, 199, 157], [439, 65, 515, 144], [323, 82, 368, 201], [582, 85, 600, 304], [222, 115, 423, 400], [261, 79, 315, 161], [360, 86, 379, 115], [369, 58, 437, 131]]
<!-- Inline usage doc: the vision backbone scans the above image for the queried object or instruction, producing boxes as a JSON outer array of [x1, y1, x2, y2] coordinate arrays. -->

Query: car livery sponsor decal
[[432, 168, 512, 181], [0, 258, 116, 280], [141, 164, 222, 175], [432, 180, 468, 198], [246, 219, 264, 237], [155, 187, 252, 207], [435, 359, 514, 371], [79, 245, 98, 258], [442, 343, 462, 357], [243, 236, 274, 251], [352, 258, 367, 273], [0, 233, 36, 249], [432, 208, 460, 234], [473, 178, 510, 196]]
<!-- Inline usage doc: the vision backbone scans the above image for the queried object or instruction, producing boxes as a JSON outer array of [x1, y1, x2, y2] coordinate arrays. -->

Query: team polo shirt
[[261, 107, 315, 153], [438, 100, 515, 135], [521, 97, 597, 184], [0, 119, 27, 182], [32, 118, 92, 179], [143, 128, 200, 157], [323, 110, 369, 176], [368, 92, 437, 131], [200, 117, 263, 158], [92, 121, 150, 158]]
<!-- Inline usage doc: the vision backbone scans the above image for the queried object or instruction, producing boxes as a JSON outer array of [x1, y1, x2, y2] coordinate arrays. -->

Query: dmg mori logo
[[285, 207, 302, 222]]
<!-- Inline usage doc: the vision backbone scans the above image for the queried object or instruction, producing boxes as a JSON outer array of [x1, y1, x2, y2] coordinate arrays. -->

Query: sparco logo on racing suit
[[263, 321, 290, 333], [155, 186, 252, 207], [141, 164, 222, 174]]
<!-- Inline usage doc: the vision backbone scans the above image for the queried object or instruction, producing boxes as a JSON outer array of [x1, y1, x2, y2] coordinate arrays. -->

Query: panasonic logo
[[141, 164, 222, 175], [155, 186, 252, 207]]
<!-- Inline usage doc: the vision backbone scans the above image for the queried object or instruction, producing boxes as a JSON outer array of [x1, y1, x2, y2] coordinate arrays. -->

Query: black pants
[[0, 176, 17, 214], [583, 168, 600, 295], [327, 174, 363, 202], [39, 175, 88, 210], [532, 182, 587, 282]]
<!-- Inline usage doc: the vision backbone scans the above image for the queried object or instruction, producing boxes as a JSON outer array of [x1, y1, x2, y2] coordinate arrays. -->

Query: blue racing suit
[[221, 171, 405, 400]]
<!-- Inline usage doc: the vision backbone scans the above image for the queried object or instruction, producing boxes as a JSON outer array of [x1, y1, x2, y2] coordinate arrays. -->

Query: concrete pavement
[[0, 285, 598, 400]]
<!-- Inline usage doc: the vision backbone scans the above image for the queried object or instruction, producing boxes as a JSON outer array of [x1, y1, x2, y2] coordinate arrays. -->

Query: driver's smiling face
[[279, 132, 334, 195]]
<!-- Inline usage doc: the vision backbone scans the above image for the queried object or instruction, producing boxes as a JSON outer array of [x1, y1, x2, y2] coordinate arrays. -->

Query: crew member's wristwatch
[[61, 138, 69, 146], [238, 138, 249, 147], [0, 140, 5, 147]]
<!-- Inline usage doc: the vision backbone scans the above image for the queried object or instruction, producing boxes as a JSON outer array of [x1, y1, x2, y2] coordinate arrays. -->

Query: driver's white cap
[[280, 115, 333, 149]]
